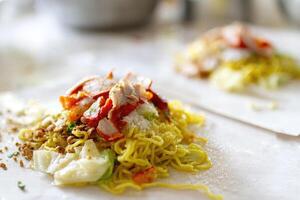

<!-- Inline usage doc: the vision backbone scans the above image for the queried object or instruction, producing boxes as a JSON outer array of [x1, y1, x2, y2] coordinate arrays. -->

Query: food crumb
[[9, 126, 19, 133], [7, 151, 19, 158], [248, 102, 262, 112], [19, 160, 24, 168], [0, 162, 7, 170], [17, 181, 26, 191], [268, 101, 278, 110], [248, 101, 279, 112]]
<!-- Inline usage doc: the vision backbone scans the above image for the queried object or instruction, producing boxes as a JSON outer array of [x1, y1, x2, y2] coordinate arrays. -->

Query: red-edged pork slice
[[96, 118, 123, 142]]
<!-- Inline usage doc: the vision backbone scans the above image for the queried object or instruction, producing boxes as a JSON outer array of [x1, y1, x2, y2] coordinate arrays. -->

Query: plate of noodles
[[0, 72, 222, 200], [175, 23, 300, 92]]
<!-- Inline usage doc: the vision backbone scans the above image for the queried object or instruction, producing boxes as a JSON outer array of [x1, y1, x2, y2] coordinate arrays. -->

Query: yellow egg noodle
[[17, 73, 222, 200], [213, 54, 300, 91]]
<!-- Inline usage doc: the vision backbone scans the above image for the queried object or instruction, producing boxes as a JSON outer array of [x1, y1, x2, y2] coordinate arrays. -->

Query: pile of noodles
[[19, 101, 222, 200], [211, 53, 300, 91]]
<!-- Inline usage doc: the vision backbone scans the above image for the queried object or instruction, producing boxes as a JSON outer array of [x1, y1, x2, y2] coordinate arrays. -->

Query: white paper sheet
[[0, 82, 299, 200], [155, 74, 300, 136]]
